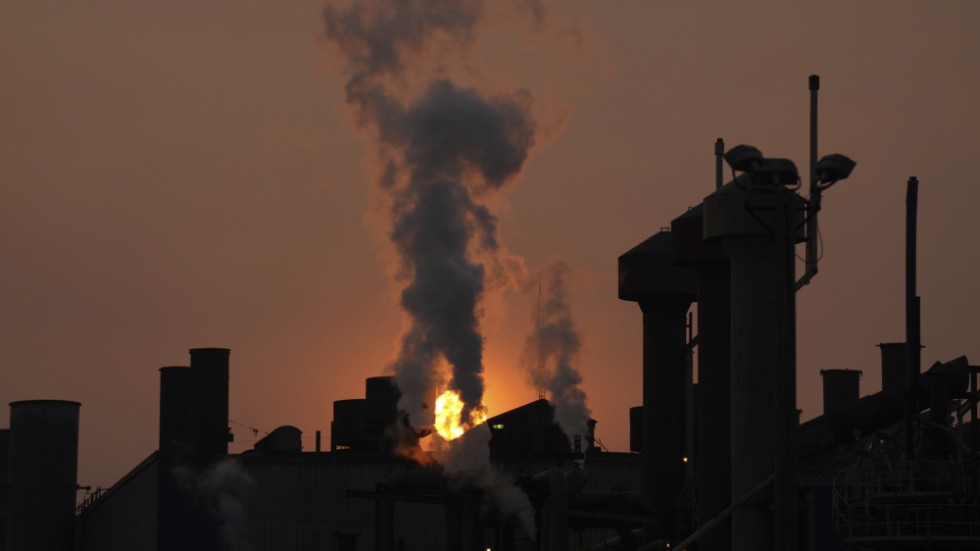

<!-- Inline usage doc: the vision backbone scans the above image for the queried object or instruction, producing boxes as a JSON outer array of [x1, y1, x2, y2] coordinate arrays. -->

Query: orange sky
[[3, 1, 980, 490]]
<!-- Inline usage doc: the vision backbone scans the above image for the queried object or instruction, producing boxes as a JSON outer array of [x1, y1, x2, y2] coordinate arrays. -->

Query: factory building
[[58, 348, 646, 551], [4, 75, 980, 550]]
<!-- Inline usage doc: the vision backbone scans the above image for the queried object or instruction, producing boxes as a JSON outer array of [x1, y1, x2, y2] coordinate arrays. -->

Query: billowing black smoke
[[324, 1, 535, 429]]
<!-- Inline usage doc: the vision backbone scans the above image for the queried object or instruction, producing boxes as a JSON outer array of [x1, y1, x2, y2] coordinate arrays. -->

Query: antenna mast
[[536, 282, 546, 400]]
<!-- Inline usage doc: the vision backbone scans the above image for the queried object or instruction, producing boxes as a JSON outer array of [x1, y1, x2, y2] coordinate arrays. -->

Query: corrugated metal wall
[[800, 485, 845, 551], [583, 453, 643, 492], [490, 453, 644, 549], [75, 454, 159, 551], [243, 457, 445, 551], [74, 451, 642, 550]]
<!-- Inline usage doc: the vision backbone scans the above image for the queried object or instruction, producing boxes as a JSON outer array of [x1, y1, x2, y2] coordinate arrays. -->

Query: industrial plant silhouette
[[3, 76, 979, 551]]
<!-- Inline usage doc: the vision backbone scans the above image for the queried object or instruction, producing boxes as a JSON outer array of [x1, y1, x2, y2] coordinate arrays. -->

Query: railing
[[76, 486, 108, 514], [833, 460, 980, 546]]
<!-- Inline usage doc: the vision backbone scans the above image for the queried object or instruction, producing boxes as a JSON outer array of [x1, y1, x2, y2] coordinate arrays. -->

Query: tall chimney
[[0, 428, 9, 550], [159, 366, 191, 453], [365, 376, 400, 452], [189, 348, 230, 458], [6, 400, 80, 551], [878, 342, 907, 393], [820, 369, 861, 413], [618, 230, 696, 539]]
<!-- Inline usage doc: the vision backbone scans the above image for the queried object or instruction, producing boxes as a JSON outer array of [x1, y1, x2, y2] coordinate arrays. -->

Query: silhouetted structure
[[331, 376, 403, 453], [0, 429, 8, 551], [158, 366, 191, 452], [487, 399, 594, 459], [671, 202, 733, 551], [9, 74, 980, 551], [6, 400, 80, 551], [189, 348, 231, 459], [820, 369, 862, 414], [73, 351, 650, 550], [612, 77, 980, 551], [618, 230, 696, 541]]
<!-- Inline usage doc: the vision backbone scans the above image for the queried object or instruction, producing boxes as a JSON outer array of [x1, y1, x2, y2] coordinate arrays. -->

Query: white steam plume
[[173, 458, 255, 551], [432, 424, 536, 538], [525, 260, 591, 445]]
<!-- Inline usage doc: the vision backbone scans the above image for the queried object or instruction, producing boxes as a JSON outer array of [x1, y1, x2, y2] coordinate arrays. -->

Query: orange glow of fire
[[433, 390, 488, 441]]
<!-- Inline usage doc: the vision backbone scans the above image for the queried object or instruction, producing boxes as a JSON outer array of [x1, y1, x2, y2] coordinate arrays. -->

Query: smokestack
[[905, 176, 921, 458], [618, 230, 696, 538], [671, 204, 732, 551], [189, 348, 230, 458], [820, 369, 861, 414], [7, 400, 80, 551], [331, 399, 367, 451], [159, 366, 191, 453], [878, 343, 908, 393], [629, 406, 643, 452], [0, 429, 8, 550], [365, 376, 400, 452]]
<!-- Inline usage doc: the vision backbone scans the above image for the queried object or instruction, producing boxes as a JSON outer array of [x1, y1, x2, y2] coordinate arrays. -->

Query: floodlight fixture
[[814, 154, 856, 189], [724, 145, 764, 173], [755, 158, 800, 188]]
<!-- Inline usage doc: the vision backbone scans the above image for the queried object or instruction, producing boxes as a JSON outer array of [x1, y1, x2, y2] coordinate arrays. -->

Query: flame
[[434, 390, 488, 441]]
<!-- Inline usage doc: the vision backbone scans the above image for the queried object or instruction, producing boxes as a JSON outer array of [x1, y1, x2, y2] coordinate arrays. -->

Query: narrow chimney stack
[[820, 369, 862, 413], [878, 343, 907, 393], [159, 366, 191, 453], [189, 348, 230, 458]]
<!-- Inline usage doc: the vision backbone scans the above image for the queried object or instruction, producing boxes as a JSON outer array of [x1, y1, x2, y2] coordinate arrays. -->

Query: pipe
[[773, 192, 799, 551], [715, 138, 724, 190], [809, 75, 819, 195], [797, 389, 906, 458], [587, 529, 665, 551], [0, 428, 7, 541], [683, 348, 694, 483], [797, 75, 821, 290], [905, 176, 920, 458], [656, 474, 776, 551], [972, 366, 978, 454]]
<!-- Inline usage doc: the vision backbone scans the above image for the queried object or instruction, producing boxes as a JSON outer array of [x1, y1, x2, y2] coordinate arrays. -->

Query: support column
[[619, 231, 696, 540]]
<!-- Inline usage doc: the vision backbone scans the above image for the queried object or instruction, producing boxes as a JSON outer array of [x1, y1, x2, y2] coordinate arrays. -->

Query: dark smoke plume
[[324, 1, 535, 430], [525, 260, 591, 444]]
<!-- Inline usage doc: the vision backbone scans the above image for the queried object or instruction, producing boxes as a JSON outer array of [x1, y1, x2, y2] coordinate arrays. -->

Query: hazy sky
[[3, 1, 979, 490]]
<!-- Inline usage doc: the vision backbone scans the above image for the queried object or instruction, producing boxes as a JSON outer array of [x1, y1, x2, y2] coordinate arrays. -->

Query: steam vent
[[4, 76, 979, 551]]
